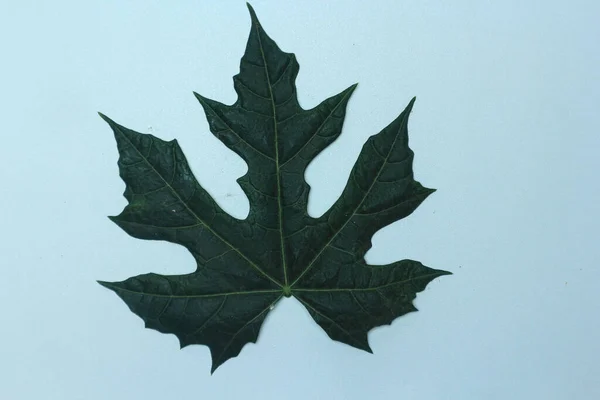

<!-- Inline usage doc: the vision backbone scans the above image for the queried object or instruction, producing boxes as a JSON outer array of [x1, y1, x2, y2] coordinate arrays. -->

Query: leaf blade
[[100, 113, 284, 288], [99, 3, 451, 373], [294, 261, 451, 352], [98, 275, 282, 373]]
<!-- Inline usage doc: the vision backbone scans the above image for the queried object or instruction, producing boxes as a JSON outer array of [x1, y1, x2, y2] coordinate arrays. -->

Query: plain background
[[1, 0, 599, 399]]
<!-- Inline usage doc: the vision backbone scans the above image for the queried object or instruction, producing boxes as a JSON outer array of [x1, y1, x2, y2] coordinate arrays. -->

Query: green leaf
[[98, 3, 451, 373]]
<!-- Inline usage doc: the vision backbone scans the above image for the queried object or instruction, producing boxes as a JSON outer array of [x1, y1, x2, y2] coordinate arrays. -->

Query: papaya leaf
[[98, 3, 450, 373]]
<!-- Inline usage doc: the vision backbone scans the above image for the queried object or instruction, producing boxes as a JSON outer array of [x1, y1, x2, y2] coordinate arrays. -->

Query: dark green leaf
[[98, 3, 450, 373]]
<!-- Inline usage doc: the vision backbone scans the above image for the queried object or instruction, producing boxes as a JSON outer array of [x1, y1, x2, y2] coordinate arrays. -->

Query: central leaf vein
[[254, 22, 289, 288]]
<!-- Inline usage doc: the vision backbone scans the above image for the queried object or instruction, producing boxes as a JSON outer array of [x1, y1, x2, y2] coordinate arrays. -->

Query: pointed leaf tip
[[246, 2, 258, 20], [97, 280, 111, 289], [193, 91, 206, 103], [430, 268, 453, 278], [98, 112, 116, 126], [347, 83, 359, 94]]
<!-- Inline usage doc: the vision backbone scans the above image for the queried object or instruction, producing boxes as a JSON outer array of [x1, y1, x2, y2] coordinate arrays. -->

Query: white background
[[1, 0, 599, 399]]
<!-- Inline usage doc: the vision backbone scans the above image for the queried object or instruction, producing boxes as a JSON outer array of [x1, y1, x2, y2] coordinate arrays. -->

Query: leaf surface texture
[[99, 4, 450, 373]]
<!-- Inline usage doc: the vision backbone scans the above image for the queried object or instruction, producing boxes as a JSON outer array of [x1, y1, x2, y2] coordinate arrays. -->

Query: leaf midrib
[[99, 282, 281, 299], [254, 20, 290, 288], [292, 271, 446, 293]]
